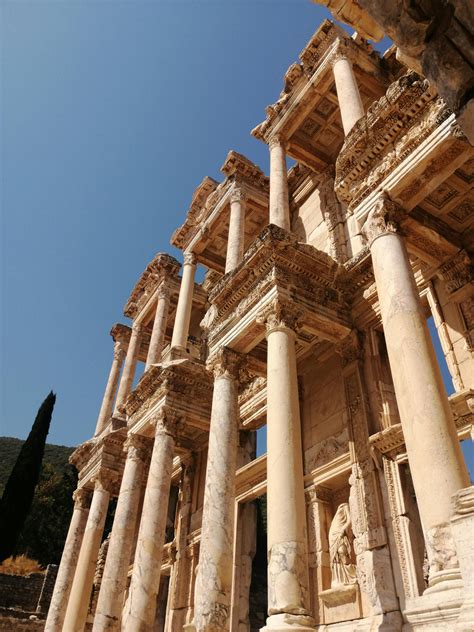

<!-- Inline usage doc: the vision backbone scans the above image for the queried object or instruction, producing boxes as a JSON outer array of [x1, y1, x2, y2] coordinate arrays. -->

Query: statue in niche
[[328, 503, 357, 587]]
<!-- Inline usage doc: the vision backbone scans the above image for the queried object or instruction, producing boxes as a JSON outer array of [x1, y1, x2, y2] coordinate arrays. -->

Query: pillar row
[[188, 348, 243, 632], [122, 407, 181, 632], [259, 300, 315, 632], [362, 194, 469, 590], [92, 435, 151, 632], [63, 474, 114, 632], [44, 488, 92, 632]]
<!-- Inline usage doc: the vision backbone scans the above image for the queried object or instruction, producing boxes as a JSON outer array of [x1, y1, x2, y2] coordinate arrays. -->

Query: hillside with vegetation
[[0, 436, 77, 566]]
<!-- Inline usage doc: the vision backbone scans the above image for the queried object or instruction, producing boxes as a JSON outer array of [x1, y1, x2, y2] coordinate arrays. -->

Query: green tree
[[0, 392, 56, 562]]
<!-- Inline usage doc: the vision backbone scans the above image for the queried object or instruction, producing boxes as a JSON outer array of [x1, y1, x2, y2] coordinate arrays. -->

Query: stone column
[[362, 194, 470, 589], [145, 285, 170, 370], [171, 253, 197, 350], [269, 136, 290, 232], [122, 407, 180, 632], [259, 300, 314, 631], [44, 488, 91, 632], [63, 474, 113, 632], [331, 46, 364, 136], [113, 322, 142, 417], [95, 342, 126, 435], [225, 187, 247, 273], [92, 435, 151, 632], [189, 348, 242, 632]]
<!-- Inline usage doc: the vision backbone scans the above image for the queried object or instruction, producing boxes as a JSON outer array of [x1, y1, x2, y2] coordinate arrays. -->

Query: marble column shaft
[[114, 323, 141, 416], [262, 304, 314, 631], [92, 436, 150, 632], [331, 51, 364, 136], [269, 137, 290, 232], [145, 286, 170, 370], [63, 478, 111, 632], [225, 188, 246, 273], [95, 343, 126, 435], [363, 196, 469, 578], [171, 253, 196, 350], [192, 349, 241, 632], [122, 409, 178, 632], [44, 489, 91, 632]]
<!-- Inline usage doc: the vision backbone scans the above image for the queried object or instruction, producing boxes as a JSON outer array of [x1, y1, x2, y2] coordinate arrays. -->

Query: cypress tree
[[0, 391, 56, 562]]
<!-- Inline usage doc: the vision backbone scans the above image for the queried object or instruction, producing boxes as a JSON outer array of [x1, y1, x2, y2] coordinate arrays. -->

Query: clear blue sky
[[1, 0, 472, 478]]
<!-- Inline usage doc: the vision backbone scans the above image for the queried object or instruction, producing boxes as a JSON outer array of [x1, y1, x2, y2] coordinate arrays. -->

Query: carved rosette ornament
[[73, 487, 92, 510], [206, 347, 243, 381], [183, 252, 197, 266], [361, 194, 404, 248], [124, 433, 152, 463], [151, 406, 184, 439], [257, 299, 303, 335]]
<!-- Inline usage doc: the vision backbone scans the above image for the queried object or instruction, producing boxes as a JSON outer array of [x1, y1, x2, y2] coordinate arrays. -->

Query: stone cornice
[[124, 253, 181, 319], [170, 176, 219, 251], [220, 150, 269, 192]]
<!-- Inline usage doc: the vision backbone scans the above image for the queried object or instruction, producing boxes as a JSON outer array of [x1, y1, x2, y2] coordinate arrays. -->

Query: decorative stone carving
[[184, 252, 197, 266], [206, 346, 243, 380], [151, 406, 183, 439], [328, 503, 357, 588], [361, 194, 403, 248], [257, 299, 303, 334], [72, 487, 92, 510]]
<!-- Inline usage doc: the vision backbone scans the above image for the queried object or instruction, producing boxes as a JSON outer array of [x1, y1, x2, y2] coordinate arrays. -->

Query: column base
[[261, 613, 316, 631], [425, 568, 463, 595]]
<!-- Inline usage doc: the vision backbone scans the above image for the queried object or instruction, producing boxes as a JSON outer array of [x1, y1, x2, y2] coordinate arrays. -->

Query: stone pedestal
[[145, 286, 170, 370], [171, 252, 196, 351], [92, 435, 151, 632], [331, 48, 364, 137], [189, 348, 242, 632], [225, 187, 247, 274], [44, 488, 91, 632], [122, 408, 179, 632], [269, 136, 290, 232], [113, 322, 142, 417], [63, 476, 112, 632], [362, 195, 469, 588], [260, 301, 315, 631], [95, 342, 126, 435], [451, 486, 474, 631]]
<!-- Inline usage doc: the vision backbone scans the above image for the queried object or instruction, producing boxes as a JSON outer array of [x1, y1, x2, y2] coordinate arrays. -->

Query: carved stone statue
[[328, 503, 357, 588]]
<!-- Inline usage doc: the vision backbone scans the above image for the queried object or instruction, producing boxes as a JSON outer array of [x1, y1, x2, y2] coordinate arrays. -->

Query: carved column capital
[[73, 487, 92, 510], [230, 185, 248, 205], [257, 298, 303, 335], [151, 406, 184, 438], [131, 321, 143, 335], [268, 134, 287, 151], [206, 347, 244, 380], [183, 252, 197, 266], [92, 470, 118, 494], [336, 330, 363, 367], [328, 40, 355, 67], [113, 341, 126, 363], [361, 193, 404, 248], [124, 433, 153, 463], [156, 283, 171, 302]]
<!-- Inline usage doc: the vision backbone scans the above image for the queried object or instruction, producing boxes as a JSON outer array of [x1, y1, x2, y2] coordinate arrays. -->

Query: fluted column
[[95, 342, 126, 435], [330, 46, 364, 136], [113, 322, 142, 417], [92, 435, 151, 632], [259, 300, 314, 631], [189, 348, 242, 632], [63, 474, 113, 632], [225, 187, 247, 273], [171, 252, 197, 350], [122, 407, 180, 631], [362, 194, 469, 589], [269, 136, 290, 231], [44, 488, 91, 632], [145, 285, 170, 370]]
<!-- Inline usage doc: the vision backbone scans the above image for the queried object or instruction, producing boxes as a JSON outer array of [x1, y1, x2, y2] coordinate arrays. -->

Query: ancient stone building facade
[[45, 16, 473, 632]]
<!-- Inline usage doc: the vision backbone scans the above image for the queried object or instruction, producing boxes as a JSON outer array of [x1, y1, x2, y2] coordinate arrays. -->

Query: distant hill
[[0, 437, 75, 496]]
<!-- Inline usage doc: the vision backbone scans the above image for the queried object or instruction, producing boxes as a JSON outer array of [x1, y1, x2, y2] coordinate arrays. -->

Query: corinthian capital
[[152, 406, 183, 438], [230, 185, 248, 205], [257, 298, 303, 335], [124, 433, 153, 463], [207, 347, 244, 380], [131, 321, 143, 335], [268, 134, 287, 150], [73, 487, 92, 510], [183, 252, 197, 266], [113, 341, 126, 362], [328, 40, 355, 67], [361, 193, 403, 248], [157, 283, 171, 302], [92, 469, 118, 494]]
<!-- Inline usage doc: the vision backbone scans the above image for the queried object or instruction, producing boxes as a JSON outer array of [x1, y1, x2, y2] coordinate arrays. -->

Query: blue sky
[[1, 0, 472, 477]]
